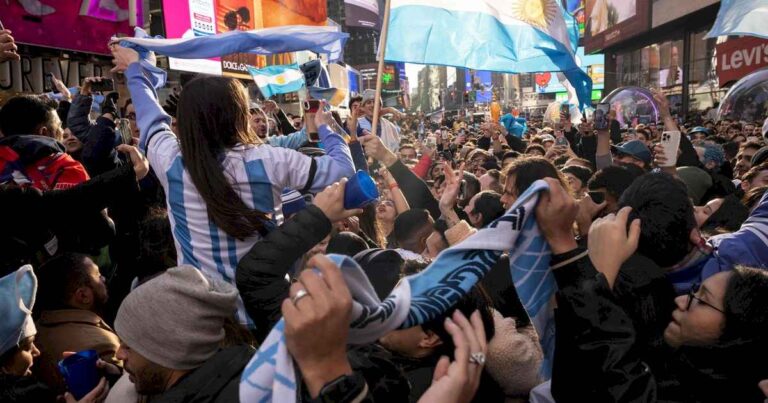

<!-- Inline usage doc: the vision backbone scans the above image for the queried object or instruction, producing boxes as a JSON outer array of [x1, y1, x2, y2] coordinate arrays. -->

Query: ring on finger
[[469, 352, 486, 366], [291, 288, 310, 305]]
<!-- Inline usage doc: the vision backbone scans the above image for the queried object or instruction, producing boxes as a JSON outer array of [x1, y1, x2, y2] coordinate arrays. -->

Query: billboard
[[535, 47, 604, 93], [563, 0, 586, 37], [3, 0, 142, 55], [344, 0, 379, 29], [584, 0, 650, 53], [465, 70, 493, 104], [162, 0, 324, 77]]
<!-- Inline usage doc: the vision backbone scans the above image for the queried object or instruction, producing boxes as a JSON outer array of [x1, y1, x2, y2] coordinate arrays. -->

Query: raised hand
[[587, 206, 641, 289]]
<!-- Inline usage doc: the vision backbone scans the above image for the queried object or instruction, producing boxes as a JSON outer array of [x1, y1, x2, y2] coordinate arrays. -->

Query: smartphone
[[588, 191, 605, 204], [594, 103, 610, 130], [426, 136, 436, 148], [303, 99, 321, 114], [659, 130, 681, 167], [91, 79, 115, 93], [556, 135, 569, 147], [560, 103, 570, 117], [45, 73, 59, 94]]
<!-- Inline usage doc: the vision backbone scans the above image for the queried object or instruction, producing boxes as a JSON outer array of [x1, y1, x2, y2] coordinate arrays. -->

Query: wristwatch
[[309, 372, 368, 403]]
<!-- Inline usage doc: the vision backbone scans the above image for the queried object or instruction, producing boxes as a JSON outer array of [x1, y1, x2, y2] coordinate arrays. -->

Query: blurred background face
[[400, 147, 417, 160], [62, 128, 83, 154], [125, 103, 140, 139], [376, 199, 397, 222], [250, 110, 269, 138]]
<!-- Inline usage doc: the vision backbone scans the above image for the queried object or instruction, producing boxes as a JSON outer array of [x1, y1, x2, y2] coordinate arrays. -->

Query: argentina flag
[[706, 0, 768, 40], [248, 64, 306, 98], [384, 0, 593, 109]]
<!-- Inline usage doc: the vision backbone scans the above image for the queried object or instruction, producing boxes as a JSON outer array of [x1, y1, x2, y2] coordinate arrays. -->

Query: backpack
[[0, 144, 88, 191]]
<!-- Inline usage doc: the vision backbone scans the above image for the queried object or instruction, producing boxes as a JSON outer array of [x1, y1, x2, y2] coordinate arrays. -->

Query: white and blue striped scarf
[[240, 180, 557, 402], [116, 26, 349, 89]]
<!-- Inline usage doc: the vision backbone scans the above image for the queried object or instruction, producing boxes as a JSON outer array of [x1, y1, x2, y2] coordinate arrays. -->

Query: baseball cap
[[612, 140, 652, 165]]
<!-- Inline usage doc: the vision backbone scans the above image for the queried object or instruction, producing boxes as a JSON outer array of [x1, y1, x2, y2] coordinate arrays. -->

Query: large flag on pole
[[384, 0, 593, 109], [248, 64, 306, 98], [706, 0, 768, 39]]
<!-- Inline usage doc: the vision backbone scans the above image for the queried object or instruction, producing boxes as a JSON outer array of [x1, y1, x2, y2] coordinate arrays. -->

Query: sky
[[405, 63, 423, 89]]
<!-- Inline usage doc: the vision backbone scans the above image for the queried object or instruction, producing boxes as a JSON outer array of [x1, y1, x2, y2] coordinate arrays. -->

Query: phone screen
[[594, 103, 610, 130]]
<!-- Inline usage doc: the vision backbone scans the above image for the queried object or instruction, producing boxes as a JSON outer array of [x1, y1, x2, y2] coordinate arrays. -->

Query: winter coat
[[550, 248, 768, 402]]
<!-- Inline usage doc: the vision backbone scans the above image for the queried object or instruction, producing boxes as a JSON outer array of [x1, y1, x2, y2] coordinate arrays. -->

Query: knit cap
[[114, 266, 239, 370], [0, 265, 37, 355]]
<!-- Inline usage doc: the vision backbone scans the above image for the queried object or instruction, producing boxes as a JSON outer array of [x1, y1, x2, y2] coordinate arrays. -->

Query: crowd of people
[[1, 29, 768, 403]]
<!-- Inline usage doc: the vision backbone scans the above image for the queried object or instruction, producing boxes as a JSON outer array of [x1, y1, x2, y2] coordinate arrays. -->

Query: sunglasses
[[686, 283, 724, 313]]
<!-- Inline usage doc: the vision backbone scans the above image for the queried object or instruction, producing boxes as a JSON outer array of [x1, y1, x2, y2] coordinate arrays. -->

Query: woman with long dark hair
[[111, 45, 355, 327]]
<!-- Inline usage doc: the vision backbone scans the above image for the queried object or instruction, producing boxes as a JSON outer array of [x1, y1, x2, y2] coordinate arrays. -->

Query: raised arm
[[111, 45, 174, 156], [305, 109, 356, 191]]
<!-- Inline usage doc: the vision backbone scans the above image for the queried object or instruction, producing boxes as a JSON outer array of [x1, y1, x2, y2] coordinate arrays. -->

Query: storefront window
[[688, 29, 723, 114]]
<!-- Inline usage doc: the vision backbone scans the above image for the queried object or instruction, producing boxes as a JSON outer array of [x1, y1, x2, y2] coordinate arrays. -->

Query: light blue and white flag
[[706, 0, 768, 39], [119, 25, 348, 61], [248, 64, 306, 99], [384, 0, 592, 109], [240, 180, 557, 403]]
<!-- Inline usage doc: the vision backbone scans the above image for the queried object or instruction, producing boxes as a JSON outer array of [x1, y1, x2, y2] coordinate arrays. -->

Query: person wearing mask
[[111, 43, 355, 328], [32, 253, 121, 394]]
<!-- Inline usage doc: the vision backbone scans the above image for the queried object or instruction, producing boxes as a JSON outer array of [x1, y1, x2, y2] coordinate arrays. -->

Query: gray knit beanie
[[114, 266, 239, 370]]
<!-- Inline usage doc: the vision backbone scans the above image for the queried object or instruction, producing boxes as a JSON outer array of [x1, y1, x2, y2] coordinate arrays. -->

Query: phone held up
[[659, 130, 681, 167], [303, 99, 321, 142], [91, 79, 115, 93], [594, 102, 610, 130]]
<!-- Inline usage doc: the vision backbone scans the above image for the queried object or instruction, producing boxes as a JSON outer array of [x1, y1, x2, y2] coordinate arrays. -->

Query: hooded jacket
[[0, 134, 88, 190]]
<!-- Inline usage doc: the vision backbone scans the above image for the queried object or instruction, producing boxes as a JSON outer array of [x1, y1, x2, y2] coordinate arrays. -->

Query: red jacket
[[0, 135, 89, 191]]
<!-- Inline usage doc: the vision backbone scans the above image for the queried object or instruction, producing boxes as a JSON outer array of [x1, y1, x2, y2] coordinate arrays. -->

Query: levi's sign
[[716, 36, 768, 85]]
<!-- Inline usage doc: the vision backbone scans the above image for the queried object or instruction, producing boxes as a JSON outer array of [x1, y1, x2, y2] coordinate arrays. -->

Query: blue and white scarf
[[116, 26, 349, 89], [240, 180, 557, 402]]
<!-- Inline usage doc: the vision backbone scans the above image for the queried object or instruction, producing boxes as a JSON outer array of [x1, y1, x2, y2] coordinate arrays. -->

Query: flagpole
[[129, 0, 137, 27], [370, 0, 392, 139]]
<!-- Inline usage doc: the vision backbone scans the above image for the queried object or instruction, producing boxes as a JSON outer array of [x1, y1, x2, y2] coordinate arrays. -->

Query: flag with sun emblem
[[248, 63, 306, 98], [384, 0, 593, 109]]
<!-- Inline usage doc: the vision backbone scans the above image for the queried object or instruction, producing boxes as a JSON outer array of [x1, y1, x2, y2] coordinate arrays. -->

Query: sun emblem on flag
[[512, 0, 559, 30], [275, 76, 286, 85]]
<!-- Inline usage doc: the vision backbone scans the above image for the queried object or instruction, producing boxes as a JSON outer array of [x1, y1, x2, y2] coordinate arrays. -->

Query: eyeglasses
[[126, 113, 136, 121], [686, 283, 725, 313]]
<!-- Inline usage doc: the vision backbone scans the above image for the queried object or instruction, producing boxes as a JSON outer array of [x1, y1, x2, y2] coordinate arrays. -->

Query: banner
[[2, 0, 142, 55], [344, 0, 380, 29], [584, 0, 650, 52], [716, 36, 768, 86]]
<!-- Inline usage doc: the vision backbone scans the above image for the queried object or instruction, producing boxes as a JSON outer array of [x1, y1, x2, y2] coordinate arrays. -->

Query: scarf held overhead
[[240, 180, 558, 402]]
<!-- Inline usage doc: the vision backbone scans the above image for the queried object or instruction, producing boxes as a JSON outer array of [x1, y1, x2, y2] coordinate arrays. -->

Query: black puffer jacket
[[550, 248, 768, 402], [0, 163, 137, 275]]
